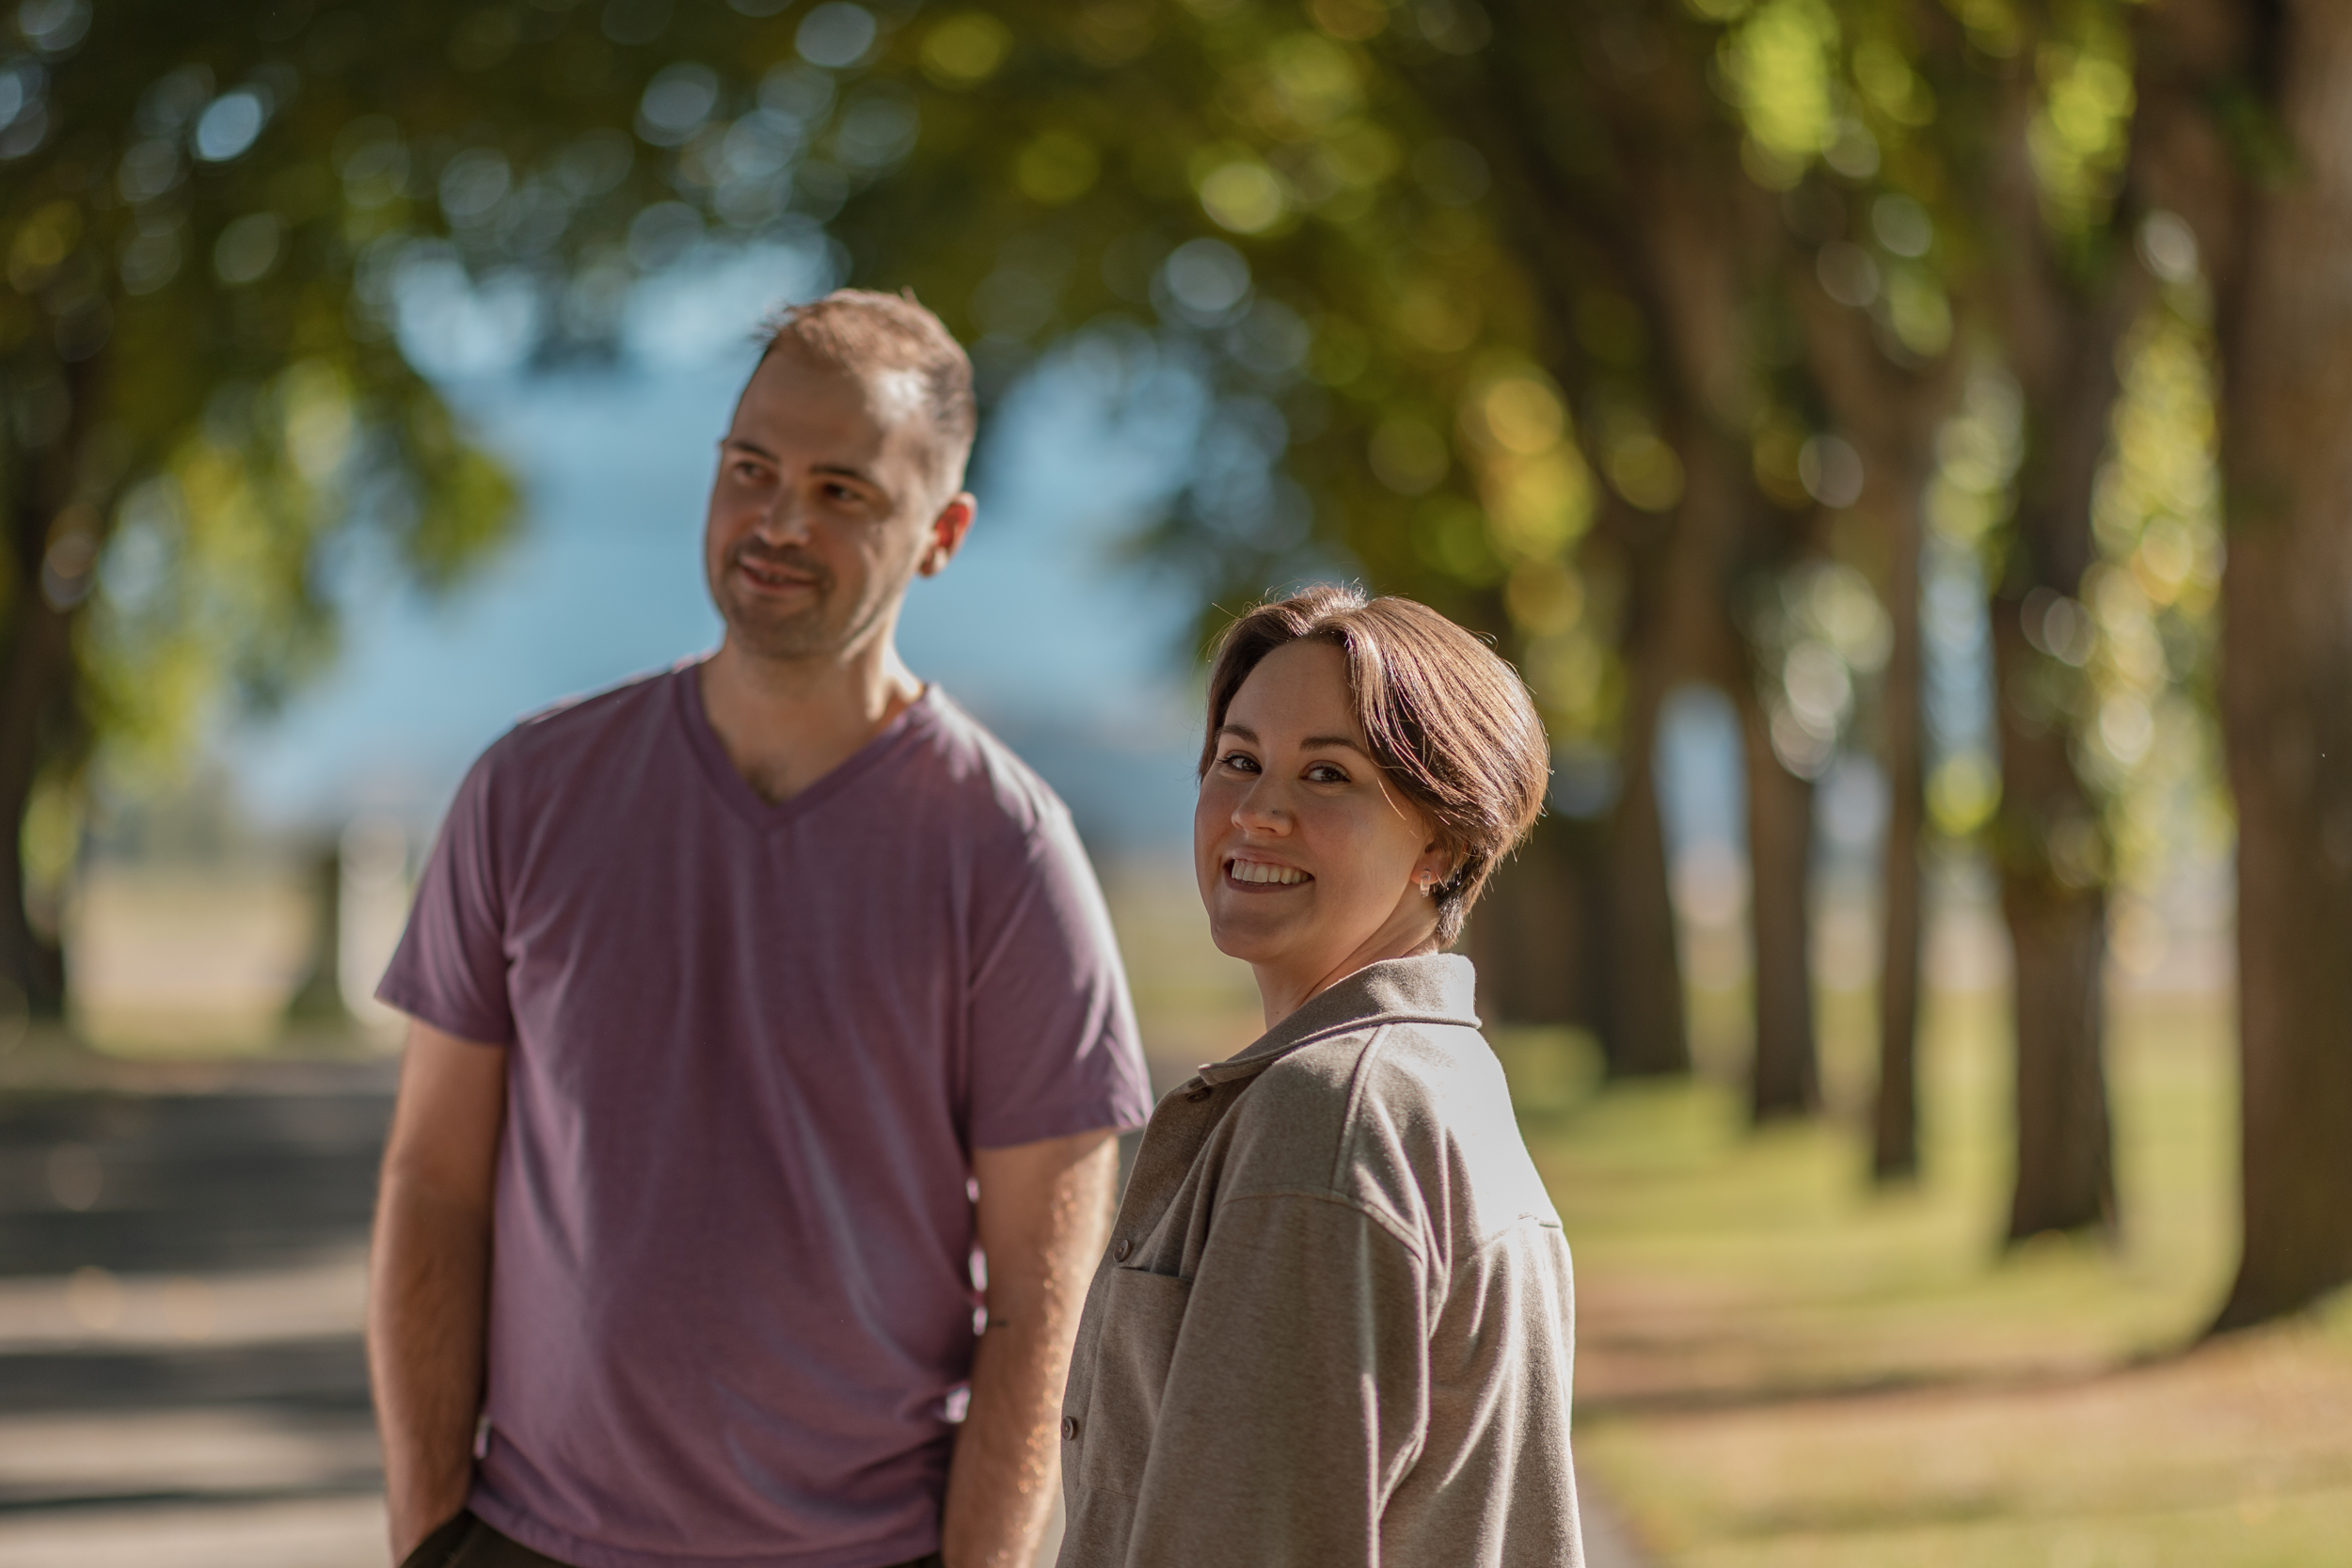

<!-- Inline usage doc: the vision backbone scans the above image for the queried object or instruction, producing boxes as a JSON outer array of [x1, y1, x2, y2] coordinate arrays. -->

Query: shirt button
[[1113, 1238, 1134, 1261], [1061, 1416, 1079, 1441]]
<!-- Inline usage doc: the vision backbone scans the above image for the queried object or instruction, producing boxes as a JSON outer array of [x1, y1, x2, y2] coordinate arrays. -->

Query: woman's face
[[1195, 639, 1453, 1003]]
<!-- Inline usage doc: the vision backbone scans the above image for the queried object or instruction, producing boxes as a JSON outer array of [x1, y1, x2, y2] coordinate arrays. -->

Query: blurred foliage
[[1, 0, 2187, 778], [2087, 277, 2226, 977], [0, 4, 573, 786], [1919, 366, 2021, 839], [839, 0, 1630, 736], [804, 0, 2171, 799], [823, 0, 1962, 771], [3, 0, 2232, 1030]]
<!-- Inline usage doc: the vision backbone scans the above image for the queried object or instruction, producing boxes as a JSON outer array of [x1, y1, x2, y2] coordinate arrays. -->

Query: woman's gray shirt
[[1055, 955, 1584, 1568]]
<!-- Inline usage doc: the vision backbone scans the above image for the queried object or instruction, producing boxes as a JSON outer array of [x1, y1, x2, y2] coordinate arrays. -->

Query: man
[[367, 290, 1152, 1568]]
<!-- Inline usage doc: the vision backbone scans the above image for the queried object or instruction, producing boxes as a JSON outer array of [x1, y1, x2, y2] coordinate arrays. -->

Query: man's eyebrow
[[720, 443, 882, 490]]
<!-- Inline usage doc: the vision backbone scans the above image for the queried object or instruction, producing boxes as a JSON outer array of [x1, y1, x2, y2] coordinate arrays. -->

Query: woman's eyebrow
[[1217, 722, 1367, 755]]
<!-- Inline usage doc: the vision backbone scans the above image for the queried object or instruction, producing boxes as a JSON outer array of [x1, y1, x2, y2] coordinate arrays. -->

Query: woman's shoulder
[[1228, 1021, 1532, 1217]]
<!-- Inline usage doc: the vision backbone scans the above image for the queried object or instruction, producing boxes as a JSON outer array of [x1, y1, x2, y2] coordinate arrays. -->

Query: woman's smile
[[1225, 854, 1312, 888]]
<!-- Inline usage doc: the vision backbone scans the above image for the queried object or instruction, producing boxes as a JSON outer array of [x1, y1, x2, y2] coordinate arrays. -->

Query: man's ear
[[918, 492, 977, 578]]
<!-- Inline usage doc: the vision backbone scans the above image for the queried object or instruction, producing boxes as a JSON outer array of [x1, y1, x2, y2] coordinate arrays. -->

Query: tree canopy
[[4, 0, 2331, 1330]]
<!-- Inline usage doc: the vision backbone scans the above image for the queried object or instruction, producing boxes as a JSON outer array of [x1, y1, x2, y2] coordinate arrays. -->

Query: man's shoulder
[[480, 664, 685, 775], [901, 689, 1073, 845], [458, 667, 682, 817]]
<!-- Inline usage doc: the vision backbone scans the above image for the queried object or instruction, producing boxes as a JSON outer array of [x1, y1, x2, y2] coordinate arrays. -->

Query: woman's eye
[[1306, 763, 1350, 784], [1220, 752, 1260, 773]]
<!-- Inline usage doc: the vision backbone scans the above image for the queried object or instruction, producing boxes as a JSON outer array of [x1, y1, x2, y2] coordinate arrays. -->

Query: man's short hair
[[755, 289, 977, 494]]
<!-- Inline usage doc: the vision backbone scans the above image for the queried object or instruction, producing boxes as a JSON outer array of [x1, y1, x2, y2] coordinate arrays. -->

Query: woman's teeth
[[1230, 860, 1307, 885]]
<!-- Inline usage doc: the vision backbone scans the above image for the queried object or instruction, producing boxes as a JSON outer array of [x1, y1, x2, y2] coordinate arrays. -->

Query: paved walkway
[[0, 1047, 1645, 1566], [0, 1049, 390, 1565]]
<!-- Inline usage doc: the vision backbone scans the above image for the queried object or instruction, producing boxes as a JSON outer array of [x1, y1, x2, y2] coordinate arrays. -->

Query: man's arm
[[941, 1128, 1120, 1568], [368, 1020, 508, 1564]]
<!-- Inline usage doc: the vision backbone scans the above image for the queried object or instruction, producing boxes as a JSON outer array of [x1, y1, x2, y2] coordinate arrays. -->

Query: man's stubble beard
[[716, 537, 912, 667]]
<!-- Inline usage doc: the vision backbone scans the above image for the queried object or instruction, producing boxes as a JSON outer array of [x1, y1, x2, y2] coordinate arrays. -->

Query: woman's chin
[[1205, 924, 1272, 964], [1203, 909, 1291, 966]]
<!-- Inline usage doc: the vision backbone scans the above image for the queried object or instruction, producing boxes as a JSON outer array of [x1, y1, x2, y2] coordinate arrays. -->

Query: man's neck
[[698, 636, 925, 804]]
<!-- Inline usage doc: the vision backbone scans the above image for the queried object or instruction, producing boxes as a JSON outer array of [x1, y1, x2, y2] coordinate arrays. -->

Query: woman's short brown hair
[[1200, 584, 1549, 945]]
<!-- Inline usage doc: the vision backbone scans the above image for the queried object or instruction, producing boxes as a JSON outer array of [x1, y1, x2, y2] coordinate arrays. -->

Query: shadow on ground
[[0, 1045, 394, 1565]]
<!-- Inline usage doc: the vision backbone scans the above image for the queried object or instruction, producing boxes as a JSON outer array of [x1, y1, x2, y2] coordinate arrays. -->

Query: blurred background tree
[[848, 0, 1919, 1115], [0, 1, 552, 1008], [1, 0, 2335, 1336], [2135, 0, 2352, 1333]]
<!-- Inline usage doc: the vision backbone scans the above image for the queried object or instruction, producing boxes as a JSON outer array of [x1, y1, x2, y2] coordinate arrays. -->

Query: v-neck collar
[[674, 660, 939, 832]]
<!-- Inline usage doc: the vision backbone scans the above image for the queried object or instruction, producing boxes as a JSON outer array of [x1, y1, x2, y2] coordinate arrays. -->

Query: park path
[[0, 1047, 390, 1565], [0, 1047, 1645, 1567]]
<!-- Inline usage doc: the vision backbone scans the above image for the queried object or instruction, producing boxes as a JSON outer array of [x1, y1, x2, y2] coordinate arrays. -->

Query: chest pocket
[[1077, 1267, 1192, 1498]]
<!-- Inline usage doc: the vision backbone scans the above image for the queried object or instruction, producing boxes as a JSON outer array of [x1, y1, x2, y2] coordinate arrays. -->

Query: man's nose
[[749, 491, 812, 542]]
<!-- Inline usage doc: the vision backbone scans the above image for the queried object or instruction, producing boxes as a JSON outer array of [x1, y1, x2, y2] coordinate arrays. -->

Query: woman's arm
[[1121, 1192, 1429, 1566]]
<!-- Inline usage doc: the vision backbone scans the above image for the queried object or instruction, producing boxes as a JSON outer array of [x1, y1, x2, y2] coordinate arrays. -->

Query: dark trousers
[[399, 1514, 568, 1568], [401, 1512, 944, 1568]]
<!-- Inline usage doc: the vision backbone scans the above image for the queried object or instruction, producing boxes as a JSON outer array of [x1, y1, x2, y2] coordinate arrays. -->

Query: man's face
[[704, 342, 972, 665]]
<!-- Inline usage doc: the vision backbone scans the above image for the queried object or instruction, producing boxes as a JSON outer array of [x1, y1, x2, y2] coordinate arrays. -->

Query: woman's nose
[[1232, 777, 1291, 832]]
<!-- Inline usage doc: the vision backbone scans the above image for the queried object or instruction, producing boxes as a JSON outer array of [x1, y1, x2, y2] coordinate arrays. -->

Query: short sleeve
[[375, 749, 516, 1047], [963, 804, 1151, 1149]]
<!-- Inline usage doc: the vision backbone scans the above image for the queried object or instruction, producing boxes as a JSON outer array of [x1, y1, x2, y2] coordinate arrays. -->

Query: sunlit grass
[[1500, 985, 2352, 1566]]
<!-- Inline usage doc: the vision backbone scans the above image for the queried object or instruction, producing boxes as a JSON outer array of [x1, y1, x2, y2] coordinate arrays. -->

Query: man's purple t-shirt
[[378, 666, 1151, 1568]]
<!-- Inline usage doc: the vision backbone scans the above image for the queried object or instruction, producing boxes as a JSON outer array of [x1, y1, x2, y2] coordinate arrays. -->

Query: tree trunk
[[286, 844, 348, 1021], [1872, 488, 1927, 1180], [0, 594, 73, 1014], [2139, 0, 2352, 1332], [1791, 293, 1952, 1182], [1980, 42, 2145, 1242], [1740, 684, 1820, 1117], [1469, 811, 1609, 1032], [1449, 8, 1804, 1084], [1603, 599, 1692, 1077], [0, 358, 101, 1016], [1987, 474, 2128, 1238], [1996, 806, 2114, 1239]]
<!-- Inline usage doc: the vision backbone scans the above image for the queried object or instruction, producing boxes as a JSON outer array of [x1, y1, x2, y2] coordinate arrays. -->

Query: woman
[[1055, 586, 1583, 1567]]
